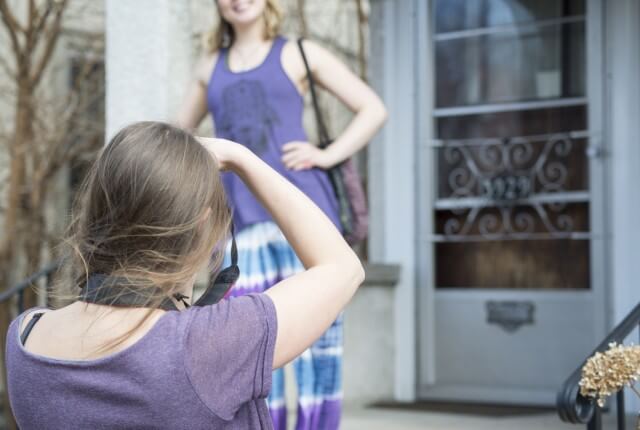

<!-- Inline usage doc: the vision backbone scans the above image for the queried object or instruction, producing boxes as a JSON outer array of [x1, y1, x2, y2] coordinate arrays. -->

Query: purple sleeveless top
[[207, 36, 340, 232]]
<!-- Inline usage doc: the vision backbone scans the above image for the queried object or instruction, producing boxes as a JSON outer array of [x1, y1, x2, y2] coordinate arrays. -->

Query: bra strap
[[20, 312, 44, 346]]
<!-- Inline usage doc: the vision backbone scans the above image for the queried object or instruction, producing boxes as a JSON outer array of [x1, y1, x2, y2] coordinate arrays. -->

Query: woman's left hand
[[281, 141, 333, 171]]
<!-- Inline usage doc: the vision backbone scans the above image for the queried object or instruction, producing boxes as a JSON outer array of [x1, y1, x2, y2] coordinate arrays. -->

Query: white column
[[369, 0, 417, 402], [606, 0, 640, 415], [105, 0, 193, 140], [606, 0, 640, 331]]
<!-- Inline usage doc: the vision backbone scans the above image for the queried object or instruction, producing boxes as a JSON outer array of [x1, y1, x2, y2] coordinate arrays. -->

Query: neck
[[232, 17, 267, 48]]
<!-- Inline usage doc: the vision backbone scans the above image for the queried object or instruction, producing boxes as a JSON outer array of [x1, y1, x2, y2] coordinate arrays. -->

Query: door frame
[[415, 0, 609, 402]]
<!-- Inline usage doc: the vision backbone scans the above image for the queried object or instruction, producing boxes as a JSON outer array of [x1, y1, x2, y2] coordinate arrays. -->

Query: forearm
[[208, 140, 364, 368], [323, 100, 387, 166]]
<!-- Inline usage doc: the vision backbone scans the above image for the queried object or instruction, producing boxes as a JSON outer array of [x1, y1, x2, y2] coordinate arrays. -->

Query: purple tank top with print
[[207, 36, 340, 233]]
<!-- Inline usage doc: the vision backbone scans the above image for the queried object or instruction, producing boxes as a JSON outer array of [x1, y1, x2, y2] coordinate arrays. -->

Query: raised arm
[[176, 54, 218, 130], [281, 39, 387, 171], [200, 138, 365, 369]]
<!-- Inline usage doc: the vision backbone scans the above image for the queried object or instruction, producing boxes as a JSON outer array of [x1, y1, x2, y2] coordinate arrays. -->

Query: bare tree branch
[[0, 0, 24, 33], [27, 0, 36, 31], [0, 0, 24, 59], [30, 0, 68, 86], [31, 1, 54, 46]]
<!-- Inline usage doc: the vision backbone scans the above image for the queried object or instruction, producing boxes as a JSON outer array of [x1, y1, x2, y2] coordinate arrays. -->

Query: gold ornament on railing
[[579, 342, 640, 429]]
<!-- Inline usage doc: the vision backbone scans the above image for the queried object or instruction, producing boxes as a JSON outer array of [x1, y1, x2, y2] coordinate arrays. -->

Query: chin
[[219, 0, 266, 26]]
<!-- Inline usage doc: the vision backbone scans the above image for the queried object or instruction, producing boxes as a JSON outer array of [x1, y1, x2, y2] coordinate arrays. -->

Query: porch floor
[[341, 405, 635, 430]]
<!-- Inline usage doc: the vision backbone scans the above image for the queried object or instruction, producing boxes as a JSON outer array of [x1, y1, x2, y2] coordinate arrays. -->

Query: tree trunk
[[13, 83, 39, 309], [0, 2, 93, 428]]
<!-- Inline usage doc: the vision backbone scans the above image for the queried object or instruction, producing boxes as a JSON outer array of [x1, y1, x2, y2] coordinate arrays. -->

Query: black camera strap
[[80, 231, 240, 311]]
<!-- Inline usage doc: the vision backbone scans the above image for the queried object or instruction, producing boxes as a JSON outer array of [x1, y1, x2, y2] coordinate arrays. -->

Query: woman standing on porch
[[177, 1, 386, 428]]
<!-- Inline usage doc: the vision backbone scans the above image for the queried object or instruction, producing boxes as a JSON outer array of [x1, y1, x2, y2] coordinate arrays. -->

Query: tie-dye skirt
[[224, 221, 343, 430]]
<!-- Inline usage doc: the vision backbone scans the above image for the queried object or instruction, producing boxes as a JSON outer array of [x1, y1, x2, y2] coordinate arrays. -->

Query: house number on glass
[[482, 174, 531, 201]]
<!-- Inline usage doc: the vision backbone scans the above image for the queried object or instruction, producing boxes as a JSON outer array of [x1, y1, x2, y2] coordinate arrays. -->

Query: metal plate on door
[[486, 301, 535, 333]]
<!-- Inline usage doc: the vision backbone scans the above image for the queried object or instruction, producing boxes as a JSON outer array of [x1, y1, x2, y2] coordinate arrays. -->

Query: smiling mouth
[[232, 2, 251, 13]]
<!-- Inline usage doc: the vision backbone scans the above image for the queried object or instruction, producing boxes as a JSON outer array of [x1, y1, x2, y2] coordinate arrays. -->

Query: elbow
[[349, 255, 366, 288], [380, 101, 389, 123], [355, 260, 366, 286], [360, 97, 387, 129], [375, 100, 388, 127]]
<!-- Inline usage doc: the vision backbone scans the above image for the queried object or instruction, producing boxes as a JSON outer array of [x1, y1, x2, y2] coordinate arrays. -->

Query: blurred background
[[0, 1, 639, 429]]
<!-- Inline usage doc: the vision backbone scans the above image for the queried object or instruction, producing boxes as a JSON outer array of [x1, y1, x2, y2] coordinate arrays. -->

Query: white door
[[417, 0, 607, 405]]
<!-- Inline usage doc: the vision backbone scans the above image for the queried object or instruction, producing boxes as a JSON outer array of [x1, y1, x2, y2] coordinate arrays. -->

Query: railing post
[[46, 269, 55, 308], [17, 289, 25, 314], [617, 390, 626, 430], [587, 407, 602, 430]]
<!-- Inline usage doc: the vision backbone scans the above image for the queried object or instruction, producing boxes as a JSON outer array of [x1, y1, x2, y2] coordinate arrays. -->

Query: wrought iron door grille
[[429, 130, 594, 242]]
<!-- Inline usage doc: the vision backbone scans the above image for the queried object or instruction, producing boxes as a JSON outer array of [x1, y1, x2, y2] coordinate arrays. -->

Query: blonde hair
[[206, 0, 284, 52], [59, 122, 232, 352]]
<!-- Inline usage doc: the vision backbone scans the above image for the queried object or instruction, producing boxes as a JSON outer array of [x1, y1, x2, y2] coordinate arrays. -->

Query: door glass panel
[[434, 0, 585, 34], [431, 1, 590, 290], [435, 22, 585, 107]]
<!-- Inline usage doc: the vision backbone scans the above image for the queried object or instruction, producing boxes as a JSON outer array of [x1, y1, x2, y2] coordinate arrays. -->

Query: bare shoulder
[[281, 38, 305, 69], [195, 51, 221, 86], [281, 38, 329, 72], [280, 39, 309, 94]]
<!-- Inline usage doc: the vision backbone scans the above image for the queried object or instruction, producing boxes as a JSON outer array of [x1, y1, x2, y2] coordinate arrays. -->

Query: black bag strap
[[297, 37, 331, 148], [21, 312, 44, 345]]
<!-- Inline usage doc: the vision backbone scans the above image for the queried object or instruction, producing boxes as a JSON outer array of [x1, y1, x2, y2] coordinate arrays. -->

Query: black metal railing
[[557, 302, 640, 430], [0, 261, 62, 429], [0, 261, 62, 312]]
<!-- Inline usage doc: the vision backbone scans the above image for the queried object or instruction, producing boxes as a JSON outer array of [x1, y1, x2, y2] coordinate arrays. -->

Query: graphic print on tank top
[[219, 80, 280, 155]]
